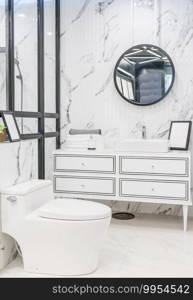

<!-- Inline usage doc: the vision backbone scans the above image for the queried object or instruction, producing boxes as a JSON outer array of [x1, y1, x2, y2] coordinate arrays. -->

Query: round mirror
[[114, 44, 175, 106]]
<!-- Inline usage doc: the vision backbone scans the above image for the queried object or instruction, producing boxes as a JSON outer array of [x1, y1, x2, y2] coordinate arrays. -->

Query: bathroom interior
[[0, 0, 193, 278]]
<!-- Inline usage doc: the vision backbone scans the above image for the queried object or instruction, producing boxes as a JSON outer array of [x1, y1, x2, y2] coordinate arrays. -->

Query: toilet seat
[[38, 198, 111, 221]]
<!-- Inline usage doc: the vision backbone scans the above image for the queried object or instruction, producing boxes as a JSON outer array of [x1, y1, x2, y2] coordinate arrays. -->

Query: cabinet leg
[[183, 205, 188, 231]]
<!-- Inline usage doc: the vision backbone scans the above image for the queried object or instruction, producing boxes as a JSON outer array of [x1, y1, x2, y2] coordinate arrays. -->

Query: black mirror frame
[[114, 44, 175, 106]]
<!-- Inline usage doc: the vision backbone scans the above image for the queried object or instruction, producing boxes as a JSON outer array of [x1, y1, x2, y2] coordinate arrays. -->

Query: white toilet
[[1, 180, 111, 276]]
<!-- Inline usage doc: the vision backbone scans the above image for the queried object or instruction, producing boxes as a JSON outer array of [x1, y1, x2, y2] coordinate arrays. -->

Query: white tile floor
[[0, 214, 193, 278]]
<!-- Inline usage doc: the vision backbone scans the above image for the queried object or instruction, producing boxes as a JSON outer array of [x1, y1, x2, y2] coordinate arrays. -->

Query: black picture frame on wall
[[168, 121, 192, 150], [1, 112, 21, 142]]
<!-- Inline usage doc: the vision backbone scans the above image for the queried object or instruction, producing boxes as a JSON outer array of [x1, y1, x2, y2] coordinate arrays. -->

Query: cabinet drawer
[[54, 154, 116, 174], [54, 175, 116, 196], [120, 156, 189, 177], [119, 178, 188, 200]]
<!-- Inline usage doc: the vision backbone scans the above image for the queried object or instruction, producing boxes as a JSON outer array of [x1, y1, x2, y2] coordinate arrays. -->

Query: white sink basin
[[116, 139, 169, 153]]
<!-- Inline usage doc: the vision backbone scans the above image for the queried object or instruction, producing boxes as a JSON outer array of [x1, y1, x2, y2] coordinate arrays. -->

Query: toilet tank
[[1, 180, 53, 230]]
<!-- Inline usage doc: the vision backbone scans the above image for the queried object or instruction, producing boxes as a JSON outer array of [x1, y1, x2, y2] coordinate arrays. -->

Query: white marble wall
[[0, 0, 5, 48], [44, 0, 57, 178], [0, 141, 38, 189], [44, 0, 56, 114], [0, 0, 39, 269], [0, 53, 6, 111], [0, 141, 38, 269], [13, 0, 56, 177], [0, 0, 6, 111], [14, 0, 38, 114], [0, 1, 38, 179], [60, 0, 193, 215], [45, 137, 56, 180]]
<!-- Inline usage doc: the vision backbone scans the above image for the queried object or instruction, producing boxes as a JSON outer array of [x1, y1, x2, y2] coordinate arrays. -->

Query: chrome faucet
[[142, 126, 146, 139]]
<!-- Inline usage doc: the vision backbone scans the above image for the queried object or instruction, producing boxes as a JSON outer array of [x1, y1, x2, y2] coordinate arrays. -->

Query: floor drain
[[112, 212, 135, 220]]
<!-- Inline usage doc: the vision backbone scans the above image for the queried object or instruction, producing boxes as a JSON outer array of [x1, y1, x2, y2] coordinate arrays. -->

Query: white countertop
[[53, 148, 191, 156]]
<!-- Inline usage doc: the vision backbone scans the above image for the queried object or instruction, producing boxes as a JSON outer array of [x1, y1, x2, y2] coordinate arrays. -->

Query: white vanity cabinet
[[53, 150, 191, 230]]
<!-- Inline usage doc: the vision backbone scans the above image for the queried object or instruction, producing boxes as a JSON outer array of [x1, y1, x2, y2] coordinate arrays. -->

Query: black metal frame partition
[[0, 0, 61, 179]]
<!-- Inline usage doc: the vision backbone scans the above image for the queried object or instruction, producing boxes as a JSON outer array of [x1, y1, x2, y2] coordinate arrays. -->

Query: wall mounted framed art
[[1, 112, 21, 142], [168, 121, 192, 150]]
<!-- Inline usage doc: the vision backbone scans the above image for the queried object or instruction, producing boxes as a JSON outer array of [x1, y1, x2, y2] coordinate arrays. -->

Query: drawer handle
[[151, 165, 155, 169], [81, 184, 85, 189], [151, 188, 155, 192], [81, 162, 86, 167]]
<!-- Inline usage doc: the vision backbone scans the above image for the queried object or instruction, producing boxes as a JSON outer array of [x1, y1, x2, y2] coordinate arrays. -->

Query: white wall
[[1, 0, 57, 181], [0, 0, 6, 110], [0, 1, 38, 182], [0, 142, 38, 189], [0, 141, 38, 269], [1, 0, 56, 181], [13, 0, 57, 178], [60, 0, 193, 215], [0, 1, 39, 269]]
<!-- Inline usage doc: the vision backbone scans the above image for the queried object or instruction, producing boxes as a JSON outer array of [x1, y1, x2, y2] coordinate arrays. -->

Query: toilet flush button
[[7, 196, 17, 203]]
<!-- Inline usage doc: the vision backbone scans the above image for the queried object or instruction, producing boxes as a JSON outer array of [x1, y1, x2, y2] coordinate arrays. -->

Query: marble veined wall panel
[[14, 0, 38, 113], [0, 0, 6, 110], [60, 0, 193, 216]]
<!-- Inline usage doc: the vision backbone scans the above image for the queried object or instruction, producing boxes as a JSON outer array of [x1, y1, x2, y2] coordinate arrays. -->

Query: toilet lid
[[1, 180, 52, 196], [38, 198, 111, 221]]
